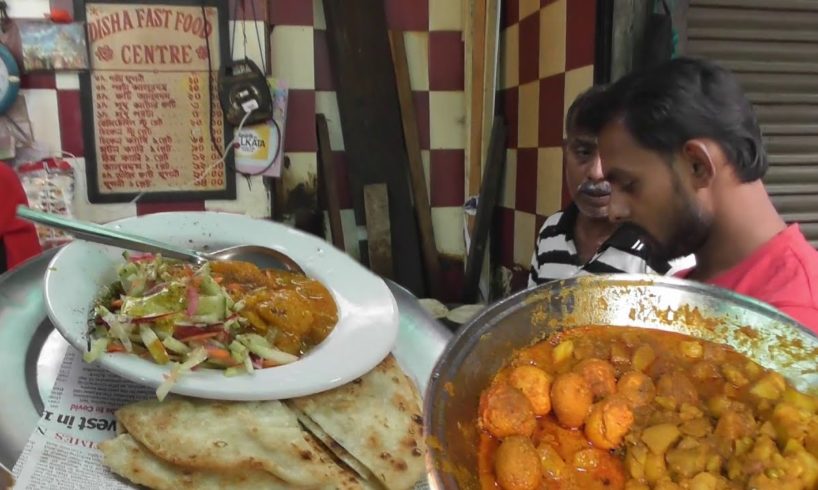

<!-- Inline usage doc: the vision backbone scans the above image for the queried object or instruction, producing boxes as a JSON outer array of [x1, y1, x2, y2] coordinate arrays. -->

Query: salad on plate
[[85, 252, 339, 399]]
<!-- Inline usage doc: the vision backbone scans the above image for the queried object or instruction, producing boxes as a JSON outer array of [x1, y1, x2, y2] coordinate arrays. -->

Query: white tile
[[539, 0, 567, 79], [230, 21, 268, 69], [281, 151, 317, 196], [429, 91, 466, 150], [500, 25, 519, 90], [432, 206, 465, 256], [429, 0, 463, 30], [403, 31, 430, 92], [563, 64, 594, 135], [68, 158, 137, 223], [21, 89, 61, 156], [513, 210, 536, 266], [55, 73, 80, 90], [315, 91, 344, 151], [536, 147, 563, 216], [519, 0, 540, 20], [204, 175, 270, 218], [270, 26, 315, 90], [8, 0, 49, 17], [340, 208, 361, 260], [313, 0, 326, 30], [500, 149, 517, 209]]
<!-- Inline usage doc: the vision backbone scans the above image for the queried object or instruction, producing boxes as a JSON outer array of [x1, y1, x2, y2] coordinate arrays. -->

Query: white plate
[[43, 212, 399, 401]]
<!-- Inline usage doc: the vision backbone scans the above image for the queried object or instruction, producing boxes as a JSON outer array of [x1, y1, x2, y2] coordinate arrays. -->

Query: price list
[[92, 71, 226, 193]]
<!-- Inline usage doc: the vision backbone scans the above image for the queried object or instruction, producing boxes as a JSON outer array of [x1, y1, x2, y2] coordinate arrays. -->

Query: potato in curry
[[478, 326, 818, 490]]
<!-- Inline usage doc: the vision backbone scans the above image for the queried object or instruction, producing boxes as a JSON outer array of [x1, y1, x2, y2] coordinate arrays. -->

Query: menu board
[[78, 0, 235, 203]]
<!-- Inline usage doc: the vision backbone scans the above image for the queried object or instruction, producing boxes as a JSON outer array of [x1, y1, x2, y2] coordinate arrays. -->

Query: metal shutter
[[686, 0, 818, 247]]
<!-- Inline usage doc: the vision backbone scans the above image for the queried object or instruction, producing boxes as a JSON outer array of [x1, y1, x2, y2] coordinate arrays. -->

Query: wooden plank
[[481, 0, 501, 172], [363, 184, 394, 279], [388, 30, 443, 299], [323, 0, 426, 296], [467, 0, 487, 198], [463, 116, 506, 303], [316, 114, 346, 251]]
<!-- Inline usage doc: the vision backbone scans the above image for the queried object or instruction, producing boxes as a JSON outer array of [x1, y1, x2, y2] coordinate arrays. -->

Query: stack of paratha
[[100, 355, 426, 489]]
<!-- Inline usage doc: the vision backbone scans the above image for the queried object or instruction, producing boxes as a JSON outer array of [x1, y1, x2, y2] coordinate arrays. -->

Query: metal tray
[[0, 248, 453, 475]]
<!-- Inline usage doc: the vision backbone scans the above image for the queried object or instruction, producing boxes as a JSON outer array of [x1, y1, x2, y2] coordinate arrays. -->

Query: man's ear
[[681, 139, 716, 189]]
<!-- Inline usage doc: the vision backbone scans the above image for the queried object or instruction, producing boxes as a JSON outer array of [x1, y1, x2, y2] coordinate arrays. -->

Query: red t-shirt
[[679, 225, 818, 333], [0, 163, 41, 270]]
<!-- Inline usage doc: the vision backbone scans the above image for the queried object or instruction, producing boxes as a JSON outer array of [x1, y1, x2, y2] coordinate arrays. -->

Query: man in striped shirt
[[529, 87, 680, 286]]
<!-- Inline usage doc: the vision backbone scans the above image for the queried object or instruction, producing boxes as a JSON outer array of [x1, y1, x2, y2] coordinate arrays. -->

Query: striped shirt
[[529, 204, 674, 287]]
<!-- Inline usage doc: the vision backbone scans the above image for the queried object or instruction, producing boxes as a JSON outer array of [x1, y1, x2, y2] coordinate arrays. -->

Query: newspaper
[[11, 347, 431, 490], [11, 348, 153, 489]]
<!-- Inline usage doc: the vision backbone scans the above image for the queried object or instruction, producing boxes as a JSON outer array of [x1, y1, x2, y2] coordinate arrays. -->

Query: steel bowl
[[423, 274, 818, 489]]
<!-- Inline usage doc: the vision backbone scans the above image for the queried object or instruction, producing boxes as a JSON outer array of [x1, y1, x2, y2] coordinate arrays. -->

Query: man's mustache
[[578, 181, 612, 196]]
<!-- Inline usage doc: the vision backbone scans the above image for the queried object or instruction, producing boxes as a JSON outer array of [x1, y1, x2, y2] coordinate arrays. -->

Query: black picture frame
[[74, 0, 236, 203]]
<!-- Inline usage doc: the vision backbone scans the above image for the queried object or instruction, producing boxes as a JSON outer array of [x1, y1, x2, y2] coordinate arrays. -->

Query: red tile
[[413, 91, 430, 150], [439, 256, 465, 303], [284, 89, 317, 152], [538, 73, 565, 147], [385, 0, 429, 31], [20, 74, 55, 89], [566, 0, 596, 70], [57, 90, 84, 157], [502, 0, 519, 28], [501, 87, 518, 149], [535, 214, 547, 234], [332, 151, 353, 209], [430, 149, 465, 207], [517, 13, 540, 85], [429, 31, 464, 91], [268, 0, 312, 25], [493, 206, 515, 268], [314, 30, 334, 91], [136, 201, 206, 216], [228, 0, 267, 21], [515, 148, 537, 214]]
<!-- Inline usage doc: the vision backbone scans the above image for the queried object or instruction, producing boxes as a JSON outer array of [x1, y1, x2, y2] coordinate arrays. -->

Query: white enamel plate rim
[[42, 212, 399, 401]]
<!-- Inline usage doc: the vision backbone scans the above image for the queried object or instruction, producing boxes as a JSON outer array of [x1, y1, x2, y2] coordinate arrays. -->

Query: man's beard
[[654, 190, 712, 262]]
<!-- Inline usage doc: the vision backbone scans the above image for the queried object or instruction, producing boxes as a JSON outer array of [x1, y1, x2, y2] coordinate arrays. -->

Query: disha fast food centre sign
[[77, 0, 235, 203]]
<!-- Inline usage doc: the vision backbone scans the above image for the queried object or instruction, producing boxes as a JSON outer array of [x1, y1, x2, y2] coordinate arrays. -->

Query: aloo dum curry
[[478, 326, 818, 490]]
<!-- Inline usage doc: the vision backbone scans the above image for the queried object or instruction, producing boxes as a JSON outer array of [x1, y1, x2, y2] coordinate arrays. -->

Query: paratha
[[288, 355, 425, 490], [101, 434, 295, 490], [115, 397, 368, 488]]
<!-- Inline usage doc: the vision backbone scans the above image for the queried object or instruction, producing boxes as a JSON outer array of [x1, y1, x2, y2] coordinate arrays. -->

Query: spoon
[[16, 206, 305, 274]]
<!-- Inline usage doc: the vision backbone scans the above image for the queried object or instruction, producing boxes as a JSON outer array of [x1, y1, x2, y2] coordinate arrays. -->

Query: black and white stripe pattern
[[529, 204, 672, 287]]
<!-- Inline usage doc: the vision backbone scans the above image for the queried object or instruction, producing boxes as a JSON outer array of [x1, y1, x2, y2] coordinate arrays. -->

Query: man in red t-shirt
[[0, 162, 41, 273], [577, 58, 818, 332]]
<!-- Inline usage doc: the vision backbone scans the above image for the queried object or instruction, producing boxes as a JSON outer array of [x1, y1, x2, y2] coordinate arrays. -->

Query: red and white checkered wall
[[495, 0, 596, 292], [11, 0, 469, 297], [11, 0, 595, 298]]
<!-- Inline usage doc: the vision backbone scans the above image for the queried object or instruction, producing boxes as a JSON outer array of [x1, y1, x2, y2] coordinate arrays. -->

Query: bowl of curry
[[423, 274, 818, 490]]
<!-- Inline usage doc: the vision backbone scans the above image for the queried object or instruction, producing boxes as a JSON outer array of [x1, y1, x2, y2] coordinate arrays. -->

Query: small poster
[[19, 21, 89, 71], [77, 0, 235, 203]]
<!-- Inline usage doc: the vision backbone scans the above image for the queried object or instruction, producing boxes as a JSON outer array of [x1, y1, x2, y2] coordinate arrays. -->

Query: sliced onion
[[186, 284, 199, 316]]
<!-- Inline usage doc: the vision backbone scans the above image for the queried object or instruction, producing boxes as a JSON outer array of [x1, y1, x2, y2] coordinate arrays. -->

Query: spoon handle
[[17, 206, 207, 264]]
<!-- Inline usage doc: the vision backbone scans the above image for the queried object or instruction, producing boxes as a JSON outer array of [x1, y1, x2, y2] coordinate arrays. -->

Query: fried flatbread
[[116, 397, 369, 488], [101, 434, 294, 490], [288, 355, 426, 490]]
